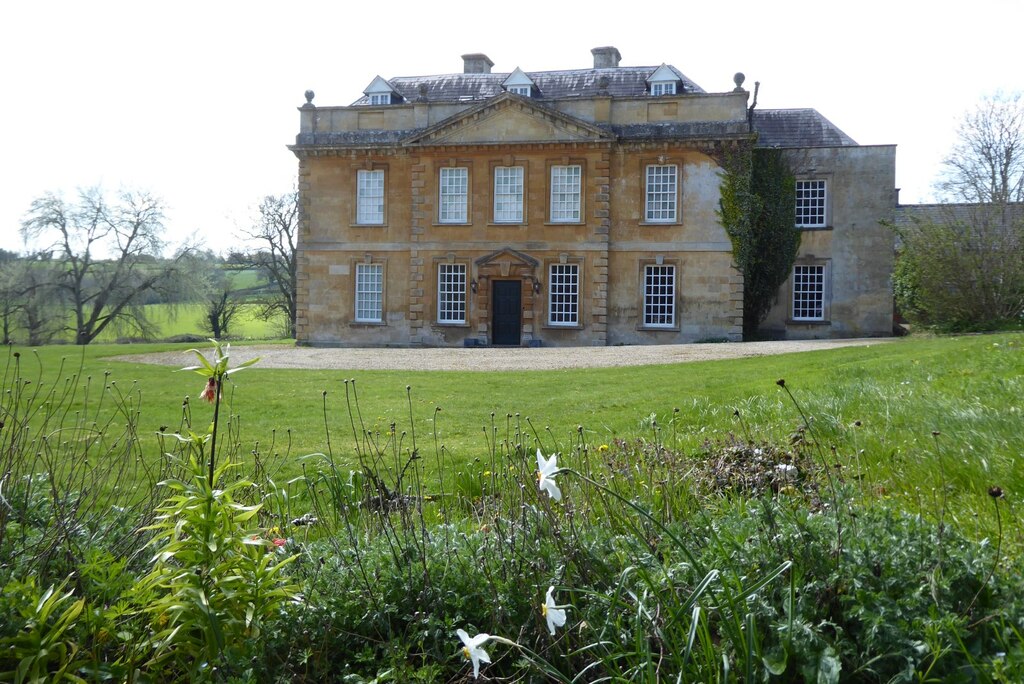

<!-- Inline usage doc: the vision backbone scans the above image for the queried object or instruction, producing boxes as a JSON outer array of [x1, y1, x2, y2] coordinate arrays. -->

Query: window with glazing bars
[[369, 93, 390, 105], [645, 165, 677, 222], [437, 264, 467, 324], [643, 265, 675, 327], [792, 265, 825, 320], [795, 180, 827, 227], [355, 263, 383, 322], [651, 81, 676, 95], [548, 264, 579, 326], [356, 170, 384, 224], [550, 165, 581, 222], [439, 167, 468, 223], [494, 166, 524, 223], [507, 85, 531, 96]]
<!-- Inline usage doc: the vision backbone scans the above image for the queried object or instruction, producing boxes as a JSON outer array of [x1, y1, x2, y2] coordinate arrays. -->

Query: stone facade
[[290, 49, 895, 346]]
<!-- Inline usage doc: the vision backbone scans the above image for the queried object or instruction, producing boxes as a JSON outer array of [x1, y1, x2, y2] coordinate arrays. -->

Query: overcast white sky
[[1, 0, 1020, 255]]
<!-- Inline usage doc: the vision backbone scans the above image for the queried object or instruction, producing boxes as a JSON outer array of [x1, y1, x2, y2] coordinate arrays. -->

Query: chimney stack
[[462, 53, 494, 74], [591, 46, 621, 69]]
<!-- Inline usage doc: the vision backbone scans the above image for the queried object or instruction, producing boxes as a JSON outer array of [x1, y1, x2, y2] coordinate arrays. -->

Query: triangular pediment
[[364, 76, 397, 95], [403, 93, 614, 146], [475, 247, 539, 269], [647, 64, 678, 85], [502, 67, 535, 88]]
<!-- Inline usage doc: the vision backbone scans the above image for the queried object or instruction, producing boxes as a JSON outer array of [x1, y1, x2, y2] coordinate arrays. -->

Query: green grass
[[6, 333, 1023, 542], [87, 303, 285, 342]]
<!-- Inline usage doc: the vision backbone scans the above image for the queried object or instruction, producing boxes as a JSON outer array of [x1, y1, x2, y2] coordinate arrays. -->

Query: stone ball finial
[[304, 90, 315, 104], [733, 73, 745, 90], [418, 84, 428, 97]]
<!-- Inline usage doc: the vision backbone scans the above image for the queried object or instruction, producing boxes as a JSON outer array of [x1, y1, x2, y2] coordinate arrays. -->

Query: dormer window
[[646, 64, 681, 97], [502, 67, 536, 99], [362, 75, 399, 106], [651, 81, 676, 96]]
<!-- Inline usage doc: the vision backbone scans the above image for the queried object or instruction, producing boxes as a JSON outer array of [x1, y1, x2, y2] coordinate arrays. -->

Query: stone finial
[[462, 53, 494, 74], [304, 90, 315, 104], [597, 75, 610, 94], [418, 84, 428, 99], [732, 73, 745, 92], [592, 46, 621, 69]]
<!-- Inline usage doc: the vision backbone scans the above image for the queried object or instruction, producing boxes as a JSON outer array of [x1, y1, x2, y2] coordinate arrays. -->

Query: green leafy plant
[[0, 576, 86, 683]]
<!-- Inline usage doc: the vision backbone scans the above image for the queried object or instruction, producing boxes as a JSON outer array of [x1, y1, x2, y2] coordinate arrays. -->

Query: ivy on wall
[[719, 147, 800, 338]]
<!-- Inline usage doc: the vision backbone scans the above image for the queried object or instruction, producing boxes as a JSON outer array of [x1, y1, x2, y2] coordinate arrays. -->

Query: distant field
[[89, 302, 286, 342]]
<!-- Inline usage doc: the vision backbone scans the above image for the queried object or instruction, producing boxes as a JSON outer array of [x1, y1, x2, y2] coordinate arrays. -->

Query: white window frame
[[493, 166, 524, 223], [437, 264, 467, 324], [356, 169, 385, 225], [651, 81, 677, 96], [368, 93, 390, 105], [354, 263, 384, 323], [549, 165, 582, 223], [795, 179, 827, 228], [507, 85, 531, 96], [547, 263, 579, 326], [645, 164, 678, 223], [791, 264, 826, 321], [643, 264, 676, 328], [439, 167, 469, 223]]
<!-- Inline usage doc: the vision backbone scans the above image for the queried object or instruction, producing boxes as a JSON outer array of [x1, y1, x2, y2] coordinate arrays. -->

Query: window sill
[[786, 319, 831, 326], [487, 222, 527, 227], [352, 320, 386, 327], [638, 221, 681, 227], [796, 225, 832, 232], [543, 220, 585, 227], [434, 322, 470, 328], [351, 223, 387, 228], [637, 325, 680, 332], [433, 221, 472, 227], [542, 323, 583, 331]]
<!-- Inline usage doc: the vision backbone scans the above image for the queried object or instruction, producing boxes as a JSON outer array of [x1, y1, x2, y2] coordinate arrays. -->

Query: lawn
[[6, 332, 1022, 539]]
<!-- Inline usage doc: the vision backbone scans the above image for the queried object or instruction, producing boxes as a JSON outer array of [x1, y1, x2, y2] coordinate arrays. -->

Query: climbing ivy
[[719, 147, 800, 338]]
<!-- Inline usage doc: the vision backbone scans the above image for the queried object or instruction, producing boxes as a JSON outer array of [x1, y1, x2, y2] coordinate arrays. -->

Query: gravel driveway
[[114, 339, 892, 372]]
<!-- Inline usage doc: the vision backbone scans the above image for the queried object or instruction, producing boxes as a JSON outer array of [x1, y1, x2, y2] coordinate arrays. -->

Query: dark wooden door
[[491, 280, 521, 346]]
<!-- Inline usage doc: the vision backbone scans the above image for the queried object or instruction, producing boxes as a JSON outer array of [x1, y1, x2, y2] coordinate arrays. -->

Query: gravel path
[[112, 338, 893, 372]]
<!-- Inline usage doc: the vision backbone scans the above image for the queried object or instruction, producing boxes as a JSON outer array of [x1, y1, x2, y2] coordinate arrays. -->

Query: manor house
[[289, 47, 896, 346]]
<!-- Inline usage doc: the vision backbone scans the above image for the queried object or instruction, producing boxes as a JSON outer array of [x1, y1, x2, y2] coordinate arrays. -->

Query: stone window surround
[[639, 157, 682, 225], [437, 162, 472, 225], [788, 257, 832, 325], [353, 163, 388, 226], [547, 161, 585, 224], [544, 255, 584, 329], [434, 258, 470, 326], [637, 257, 680, 331], [353, 257, 387, 325], [795, 175, 833, 230], [489, 158, 528, 225]]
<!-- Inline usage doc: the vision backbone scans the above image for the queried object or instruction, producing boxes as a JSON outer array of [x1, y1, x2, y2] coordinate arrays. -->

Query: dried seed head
[[776, 378, 786, 387], [989, 486, 1004, 499]]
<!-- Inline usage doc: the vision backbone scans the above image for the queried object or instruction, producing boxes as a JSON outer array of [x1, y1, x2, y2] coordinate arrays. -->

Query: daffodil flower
[[457, 629, 491, 679], [536, 448, 562, 501], [542, 586, 567, 635]]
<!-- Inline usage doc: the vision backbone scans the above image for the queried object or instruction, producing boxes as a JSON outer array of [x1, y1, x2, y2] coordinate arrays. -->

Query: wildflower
[[199, 377, 219, 403], [272, 538, 287, 548], [457, 629, 491, 679], [536, 448, 562, 501], [542, 586, 567, 636], [598, 444, 609, 453]]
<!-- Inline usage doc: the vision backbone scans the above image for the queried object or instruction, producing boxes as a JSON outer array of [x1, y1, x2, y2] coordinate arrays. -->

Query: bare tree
[[936, 92, 1024, 203], [241, 190, 298, 338], [21, 187, 191, 345], [0, 254, 64, 345]]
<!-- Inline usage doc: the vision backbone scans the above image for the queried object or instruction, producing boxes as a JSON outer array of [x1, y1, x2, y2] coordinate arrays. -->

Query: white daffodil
[[536, 448, 562, 501], [457, 628, 491, 679], [542, 586, 567, 636]]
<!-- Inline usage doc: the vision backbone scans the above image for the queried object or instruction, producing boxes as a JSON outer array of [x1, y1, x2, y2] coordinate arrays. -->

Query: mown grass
[[6, 332, 1023, 544], [86, 303, 285, 342]]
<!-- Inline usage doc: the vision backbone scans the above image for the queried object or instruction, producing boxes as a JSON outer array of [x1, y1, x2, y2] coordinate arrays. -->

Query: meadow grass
[[6, 332, 1022, 543]]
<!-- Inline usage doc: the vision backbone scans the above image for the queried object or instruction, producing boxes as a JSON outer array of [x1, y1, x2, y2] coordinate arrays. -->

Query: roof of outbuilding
[[752, 109, 858, 148], [893, 202, 1024, 230], [351, 65, 705, 105]]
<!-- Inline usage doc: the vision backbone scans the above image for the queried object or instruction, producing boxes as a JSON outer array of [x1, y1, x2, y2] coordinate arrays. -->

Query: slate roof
[[893, 202, 1024, 230], [752, 109, 858, 148], [351, 66, 705, 105]]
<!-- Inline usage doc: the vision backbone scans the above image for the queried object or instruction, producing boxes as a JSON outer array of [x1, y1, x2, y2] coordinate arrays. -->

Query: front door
[[491, 280, 521, 346]]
